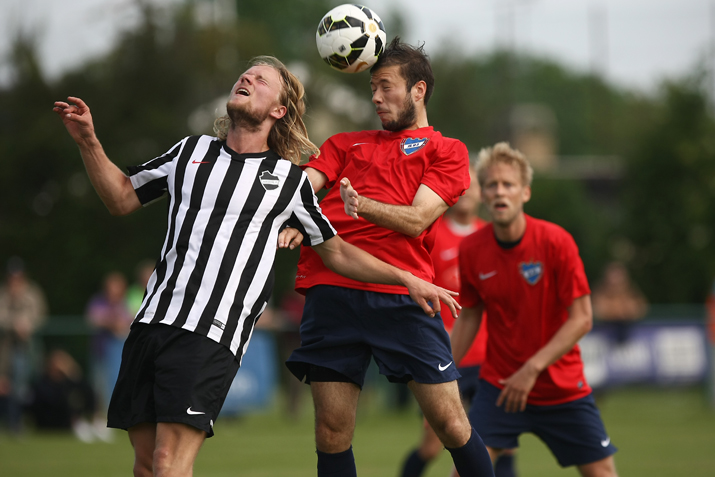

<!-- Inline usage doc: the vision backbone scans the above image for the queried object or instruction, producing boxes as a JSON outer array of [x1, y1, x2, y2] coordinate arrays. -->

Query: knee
[[430, 415, 471, 448], [152, 446, 173, 474], [315, 415, 354, 452]]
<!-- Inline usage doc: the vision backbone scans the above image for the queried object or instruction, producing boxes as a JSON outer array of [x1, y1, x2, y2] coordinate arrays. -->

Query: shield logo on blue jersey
[[259, 170, 280, 191], [400, 137, 429, 156], [519, 261, 543, 285]]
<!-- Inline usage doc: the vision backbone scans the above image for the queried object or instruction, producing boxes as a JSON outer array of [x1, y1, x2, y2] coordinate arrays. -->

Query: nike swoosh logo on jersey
[[186, 407, 205, 415], [479, 271, 497, 280], [351, 142, 372, 147], [192, 159, 211, 164], [438, 361, 453, 372], [601, 437, 610, 447]]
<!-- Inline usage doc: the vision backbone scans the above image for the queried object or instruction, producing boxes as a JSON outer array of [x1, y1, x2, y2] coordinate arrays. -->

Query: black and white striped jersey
[[126, 135, 336, 359]]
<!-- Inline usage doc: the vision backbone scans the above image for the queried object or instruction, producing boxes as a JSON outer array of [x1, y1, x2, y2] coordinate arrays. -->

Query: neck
[[405, 107, 429, 130], [226, 123, 272, 154], [493, 212, 527, 242]]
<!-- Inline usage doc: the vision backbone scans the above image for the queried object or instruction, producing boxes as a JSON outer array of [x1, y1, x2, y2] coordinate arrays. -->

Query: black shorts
[[286, 285, 461, 388], [107, 323, 239, 438], [469, 380, 617, 467]]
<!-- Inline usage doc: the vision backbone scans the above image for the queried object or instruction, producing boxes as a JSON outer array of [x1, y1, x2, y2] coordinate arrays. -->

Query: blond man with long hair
[[53, 56, 458, 477]]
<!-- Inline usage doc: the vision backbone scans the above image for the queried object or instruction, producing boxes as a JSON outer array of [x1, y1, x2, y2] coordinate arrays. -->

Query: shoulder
[[460, 223, 493, 251], [326, 130, 380, 144], [527, 216, 579, 253]]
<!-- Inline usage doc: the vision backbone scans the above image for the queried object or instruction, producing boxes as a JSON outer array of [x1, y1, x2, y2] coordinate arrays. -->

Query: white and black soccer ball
[[316, 4, 387, 73]]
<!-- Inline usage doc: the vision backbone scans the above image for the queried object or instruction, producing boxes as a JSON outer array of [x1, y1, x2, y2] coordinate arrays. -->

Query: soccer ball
[[316, 4, 387, 73]]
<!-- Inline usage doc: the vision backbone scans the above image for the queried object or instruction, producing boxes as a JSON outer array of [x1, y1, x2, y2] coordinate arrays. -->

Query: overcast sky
[[1, 0, 713, 93]]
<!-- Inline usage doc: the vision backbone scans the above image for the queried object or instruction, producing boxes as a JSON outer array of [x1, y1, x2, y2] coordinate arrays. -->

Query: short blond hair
[[475, 142, 533, 187], [213, 56, 319, 165]]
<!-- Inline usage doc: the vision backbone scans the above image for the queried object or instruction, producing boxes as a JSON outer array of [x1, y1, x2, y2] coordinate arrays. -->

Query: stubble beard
[[381, 93, 417, 132], [227, 101, 270, 133]]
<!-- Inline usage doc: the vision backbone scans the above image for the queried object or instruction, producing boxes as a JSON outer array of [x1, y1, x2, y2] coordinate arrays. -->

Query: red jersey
[[428, 216, 488, 367], [296, 127, 470, 294], [459, 215, 592, 405]]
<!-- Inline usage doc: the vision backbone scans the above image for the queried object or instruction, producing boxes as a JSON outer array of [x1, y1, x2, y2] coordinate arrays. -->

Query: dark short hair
[[370, 37, 435, 104]]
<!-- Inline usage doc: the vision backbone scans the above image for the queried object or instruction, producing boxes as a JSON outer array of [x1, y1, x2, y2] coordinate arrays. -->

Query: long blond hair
[[213, 56, 318, 165]]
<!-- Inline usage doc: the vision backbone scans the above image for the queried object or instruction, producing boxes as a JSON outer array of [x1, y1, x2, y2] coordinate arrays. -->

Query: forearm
[[526, 299, 593, 373], [356, 196, 429, 238], [451, 307, 482, 364], [76, 136, 140, 216], [316, 236, 408, 286]]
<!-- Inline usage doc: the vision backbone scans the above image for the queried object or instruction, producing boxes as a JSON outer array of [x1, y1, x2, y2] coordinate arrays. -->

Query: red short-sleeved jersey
[[428, 216, 488, 367], [459, 215, 592, 405], [295, 127, 470, 295]]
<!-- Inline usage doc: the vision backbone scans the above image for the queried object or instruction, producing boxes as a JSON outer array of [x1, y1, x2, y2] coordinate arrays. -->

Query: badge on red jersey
[[400, 137, 429, 156], [519, 261, 543, 285]]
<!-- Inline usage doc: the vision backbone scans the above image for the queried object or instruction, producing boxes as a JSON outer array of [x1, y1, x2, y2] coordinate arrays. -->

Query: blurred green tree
[[621, 75, 715, 303]]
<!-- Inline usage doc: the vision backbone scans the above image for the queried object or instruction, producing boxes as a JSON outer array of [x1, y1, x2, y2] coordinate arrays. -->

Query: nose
[[371, 90, 382, 105]]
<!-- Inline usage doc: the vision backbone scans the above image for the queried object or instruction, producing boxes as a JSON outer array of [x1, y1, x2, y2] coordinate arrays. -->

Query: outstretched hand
[[278, 227, 304, 250], [52, 96, 96, 143], [340, 177, 359, 219], [403, 274, 461, 318]]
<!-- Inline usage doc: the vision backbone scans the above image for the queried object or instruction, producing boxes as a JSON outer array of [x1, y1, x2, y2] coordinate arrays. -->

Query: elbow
[[107, 203, 135, 216], [580, 312, 594, 336]]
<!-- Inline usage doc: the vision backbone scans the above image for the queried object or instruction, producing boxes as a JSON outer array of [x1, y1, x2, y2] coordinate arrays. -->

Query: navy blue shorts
[[457, 365, 481, 404], [107, 323, 239, 438], [469, 379, 617, 467], [286, 285, 461, 388]]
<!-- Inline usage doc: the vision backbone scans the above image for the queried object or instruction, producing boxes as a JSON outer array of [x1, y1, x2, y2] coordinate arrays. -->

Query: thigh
[[532, 394, 618, 468], [366, 295, 460, 385], [578, 456, 618, 477], [286, 286, 373, 387], [109, 324, 239, 438], [468, 380, 529, 450]]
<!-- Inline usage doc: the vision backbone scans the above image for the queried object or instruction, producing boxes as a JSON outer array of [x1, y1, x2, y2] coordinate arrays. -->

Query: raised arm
[[53, 97, 141, 216], [312, 235, 460, 318], [341, 180, 449, 238], [496, 294, 593, 413]]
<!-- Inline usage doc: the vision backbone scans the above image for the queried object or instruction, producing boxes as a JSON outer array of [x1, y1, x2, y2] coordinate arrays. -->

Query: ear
[[270, 104, 287, 120], [411, 80, 427, 104], [522, 185, 532, 204]]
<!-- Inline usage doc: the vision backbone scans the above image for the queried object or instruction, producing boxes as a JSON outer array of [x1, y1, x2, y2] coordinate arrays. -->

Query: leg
[[311, 381, 361, 477], [400, 418, 445, 477], [128, 423, 156, 477], [578, 456, 618, 477], [311, 381, 361, 453], [153, 422, 206, 477], [409, 380, 493, 476], [408, 380, 471, 448]]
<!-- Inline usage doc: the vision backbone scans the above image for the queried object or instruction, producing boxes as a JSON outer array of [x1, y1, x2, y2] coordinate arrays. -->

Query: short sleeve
[[553, 231, 591, 308], [302, 135, 347, 190], [421, 140, 470, 207], [292, 173, 337, 246], [458, 237, 482, 308], [127, 138, 184, 205]]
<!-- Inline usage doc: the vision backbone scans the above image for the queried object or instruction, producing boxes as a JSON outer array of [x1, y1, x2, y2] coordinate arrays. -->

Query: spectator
[[85, 271, 133, 440], [591, 261, 648, 345], [26, 349, 96, 441], [0, 257, 47, 434], [125, 260, 155, 316]]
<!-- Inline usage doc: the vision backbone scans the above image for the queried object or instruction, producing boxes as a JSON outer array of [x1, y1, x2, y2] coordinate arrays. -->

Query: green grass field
[[1, 386, 714, 476]]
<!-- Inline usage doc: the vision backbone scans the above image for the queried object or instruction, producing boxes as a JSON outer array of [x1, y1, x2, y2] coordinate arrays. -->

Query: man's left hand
[[496, 362, 540, 413]]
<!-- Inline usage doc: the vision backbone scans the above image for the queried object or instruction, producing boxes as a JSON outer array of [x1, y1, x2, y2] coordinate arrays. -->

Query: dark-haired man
[[285, 38, 494, 477]]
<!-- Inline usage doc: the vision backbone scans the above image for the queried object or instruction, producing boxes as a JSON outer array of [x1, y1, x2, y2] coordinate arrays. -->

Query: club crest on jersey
[[400, 137, 429, 156], [259, 170, 280, 191], [519, 261, 543, 285]]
